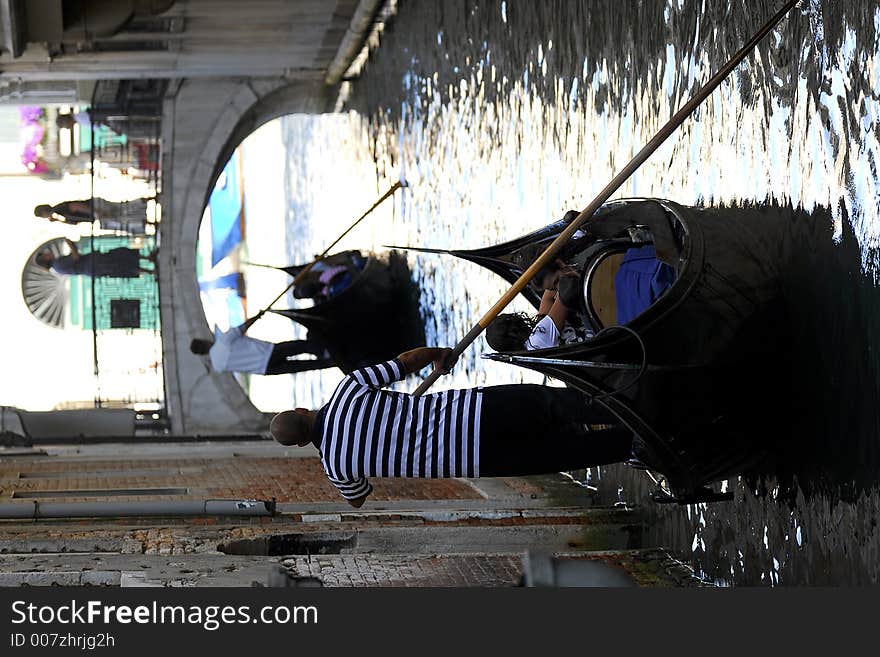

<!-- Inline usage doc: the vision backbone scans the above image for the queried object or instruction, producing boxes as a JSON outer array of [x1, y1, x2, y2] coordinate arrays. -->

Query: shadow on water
[[570, 200, 880, 585], [678, 200, 880, 496], [572, 199, 880, 585], [774, 203, 880, 493], [338, 0, 880, 583], [721, 199, 880, 491]]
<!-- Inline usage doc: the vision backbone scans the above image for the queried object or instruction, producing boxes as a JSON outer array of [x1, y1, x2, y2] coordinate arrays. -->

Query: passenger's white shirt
[[524, 316, 592, 351], [525, 315, 560, 350], [209, 326, 274, 374]]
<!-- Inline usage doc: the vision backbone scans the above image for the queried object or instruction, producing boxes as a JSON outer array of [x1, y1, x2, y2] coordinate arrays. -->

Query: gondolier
[[190, 313, 333, 375], [270, 346, 633, 506]]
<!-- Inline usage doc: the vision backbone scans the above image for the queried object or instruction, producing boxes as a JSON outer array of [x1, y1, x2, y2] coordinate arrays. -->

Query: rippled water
[[242, 0, 880, 584]]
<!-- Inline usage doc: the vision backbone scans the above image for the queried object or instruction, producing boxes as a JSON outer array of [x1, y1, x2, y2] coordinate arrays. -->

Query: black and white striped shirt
[[313, 359, 483, 500]]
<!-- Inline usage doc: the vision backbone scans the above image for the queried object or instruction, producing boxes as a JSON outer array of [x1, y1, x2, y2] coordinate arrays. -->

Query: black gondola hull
[[273, 250, 426, 374], [469, 199, 793, 499]]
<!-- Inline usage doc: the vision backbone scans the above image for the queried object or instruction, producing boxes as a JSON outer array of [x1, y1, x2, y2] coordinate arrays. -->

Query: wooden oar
[[241, 261, 283, 269], [414, 0, 799, 396], [252, 179, 406, 321]]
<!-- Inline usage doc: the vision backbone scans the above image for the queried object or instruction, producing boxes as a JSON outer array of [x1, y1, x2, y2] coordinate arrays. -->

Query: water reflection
[[271, 0, 880, 584]]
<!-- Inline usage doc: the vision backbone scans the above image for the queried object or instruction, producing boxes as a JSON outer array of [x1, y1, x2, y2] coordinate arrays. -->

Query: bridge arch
[[159, 77, 333, 435]]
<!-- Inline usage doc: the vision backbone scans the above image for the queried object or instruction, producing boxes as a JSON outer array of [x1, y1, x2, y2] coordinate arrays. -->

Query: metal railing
[[85, 79, 166, 428]]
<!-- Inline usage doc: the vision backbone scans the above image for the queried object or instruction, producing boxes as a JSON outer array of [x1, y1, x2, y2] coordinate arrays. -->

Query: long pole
[[88, 108, 100, 407], [414, 0, 799, 396], [255, 180, 405, 318]]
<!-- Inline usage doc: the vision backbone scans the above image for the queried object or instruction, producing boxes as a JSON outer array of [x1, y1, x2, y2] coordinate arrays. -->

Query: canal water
[[238, 0, 880, 585]]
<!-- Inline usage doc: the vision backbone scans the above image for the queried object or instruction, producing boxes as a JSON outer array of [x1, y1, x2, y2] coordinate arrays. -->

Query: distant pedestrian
[[270, 346, 632, 506], [35, 239, 155, 278], [56, 111, 93, 131], [34, 197, 155, 234]]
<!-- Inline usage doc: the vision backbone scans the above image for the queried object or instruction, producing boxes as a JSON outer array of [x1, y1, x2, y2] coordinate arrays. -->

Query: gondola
[[397, 199, 792, 504], [272, 249, 426, 374]]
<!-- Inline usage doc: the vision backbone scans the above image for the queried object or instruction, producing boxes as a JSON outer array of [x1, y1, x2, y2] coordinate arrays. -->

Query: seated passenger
[[487, 274, 592, 352], [489, 227, 599, 352], [513, 246, 580, 296], [614, 244, 676, 325], [290, 251, 366, 303]]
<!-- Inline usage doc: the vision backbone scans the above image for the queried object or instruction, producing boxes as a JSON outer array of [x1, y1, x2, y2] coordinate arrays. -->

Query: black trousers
[[479, 385, 632, 476], [264, 339, 333, 374]]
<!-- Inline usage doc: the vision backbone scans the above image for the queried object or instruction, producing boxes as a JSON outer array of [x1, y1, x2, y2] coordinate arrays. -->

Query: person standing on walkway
[[34, 197, 155, 234], [36, 238, 155, 278], [270, 346, 632, 506]]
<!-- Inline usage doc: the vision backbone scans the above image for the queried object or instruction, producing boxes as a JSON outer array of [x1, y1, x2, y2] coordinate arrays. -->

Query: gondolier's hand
[[240, 309, 268, 333], [433, 347, 457, 375], [398, 346, 457, 375]]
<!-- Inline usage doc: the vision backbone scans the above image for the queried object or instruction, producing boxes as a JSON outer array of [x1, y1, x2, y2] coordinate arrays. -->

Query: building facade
[[2, 0, 389, 435]]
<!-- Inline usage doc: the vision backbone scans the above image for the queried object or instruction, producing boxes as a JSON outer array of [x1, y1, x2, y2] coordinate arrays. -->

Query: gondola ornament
[[414, 0, 800, 397]]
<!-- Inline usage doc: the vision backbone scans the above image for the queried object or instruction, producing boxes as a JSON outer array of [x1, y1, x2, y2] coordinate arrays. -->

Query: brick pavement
[[0, 456, 481, 503], [0, 448, 702, 587]]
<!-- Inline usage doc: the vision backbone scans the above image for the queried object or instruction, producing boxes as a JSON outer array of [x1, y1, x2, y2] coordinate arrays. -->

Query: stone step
[[218, 520, 643, 556], [0, 549, 699, 587]]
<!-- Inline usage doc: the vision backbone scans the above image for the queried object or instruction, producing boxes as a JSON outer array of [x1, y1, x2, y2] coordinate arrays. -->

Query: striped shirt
[[313, 358, 483, 501]]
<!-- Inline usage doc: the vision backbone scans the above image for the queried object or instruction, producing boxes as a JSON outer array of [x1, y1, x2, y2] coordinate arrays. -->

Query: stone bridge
[[156, 1, 386, 435], [0, 0, 389, 435]]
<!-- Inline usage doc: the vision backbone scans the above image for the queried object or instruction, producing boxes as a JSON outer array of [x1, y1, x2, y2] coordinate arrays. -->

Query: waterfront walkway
[[0, 440, 699, 587]]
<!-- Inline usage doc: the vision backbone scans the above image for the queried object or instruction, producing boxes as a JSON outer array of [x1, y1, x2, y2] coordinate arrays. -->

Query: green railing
[[84, 79, 165, 422]]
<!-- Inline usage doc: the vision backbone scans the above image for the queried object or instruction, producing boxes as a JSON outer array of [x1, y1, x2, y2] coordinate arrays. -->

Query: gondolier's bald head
[[270, 409, 315, 447]]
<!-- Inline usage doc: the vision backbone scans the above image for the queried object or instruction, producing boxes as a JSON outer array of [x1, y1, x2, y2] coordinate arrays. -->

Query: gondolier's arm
[[397, 346, 457, 375]]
